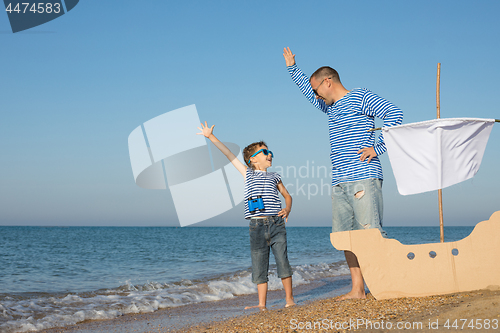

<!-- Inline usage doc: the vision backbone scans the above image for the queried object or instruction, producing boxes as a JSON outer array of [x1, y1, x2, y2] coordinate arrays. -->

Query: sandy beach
[[40, 285, 500, 333], [178, 288, 500, 333]]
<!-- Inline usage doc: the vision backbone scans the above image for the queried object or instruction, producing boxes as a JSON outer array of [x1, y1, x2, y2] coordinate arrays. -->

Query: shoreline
[[39, 275, 351, 333], [39, 285, 500, 332]]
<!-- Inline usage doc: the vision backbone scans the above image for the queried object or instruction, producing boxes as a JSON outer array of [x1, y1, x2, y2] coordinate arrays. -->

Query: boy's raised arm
[[197, 121, 247, 176]]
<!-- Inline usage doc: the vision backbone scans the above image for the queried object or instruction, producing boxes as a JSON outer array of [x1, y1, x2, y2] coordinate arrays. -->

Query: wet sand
[[40, 282, 500, 332]]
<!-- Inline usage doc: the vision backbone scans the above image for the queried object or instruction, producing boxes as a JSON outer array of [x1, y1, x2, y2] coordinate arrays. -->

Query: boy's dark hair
[[243, 141, 267, 169], [311, 66, 341, 83]]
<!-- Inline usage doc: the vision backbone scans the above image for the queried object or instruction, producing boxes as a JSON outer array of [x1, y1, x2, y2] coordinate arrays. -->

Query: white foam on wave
[[0, 262, 348, 333]]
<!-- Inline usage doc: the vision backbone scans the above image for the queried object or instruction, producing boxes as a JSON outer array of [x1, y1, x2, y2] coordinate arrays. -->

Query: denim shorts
[[331, 178, 387, 237], [249, 215, 293, 285]]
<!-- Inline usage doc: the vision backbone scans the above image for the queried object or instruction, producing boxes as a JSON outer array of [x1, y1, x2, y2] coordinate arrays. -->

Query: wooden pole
[[437, 63, 444, 243], [437, 63, 441, 118]]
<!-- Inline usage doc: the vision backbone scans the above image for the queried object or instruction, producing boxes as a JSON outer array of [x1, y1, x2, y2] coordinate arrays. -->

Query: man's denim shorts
[[331, 178, 387, 237], [249, 215, 293, 285]]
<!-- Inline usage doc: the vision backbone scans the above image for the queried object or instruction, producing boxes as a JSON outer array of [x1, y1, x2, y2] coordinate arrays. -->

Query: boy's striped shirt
[[288, 64, 403, 186], [244, 169, 282, 219]]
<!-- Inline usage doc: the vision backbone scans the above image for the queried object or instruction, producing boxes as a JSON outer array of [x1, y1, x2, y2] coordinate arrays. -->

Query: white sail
[[383, 118, 494, 195]]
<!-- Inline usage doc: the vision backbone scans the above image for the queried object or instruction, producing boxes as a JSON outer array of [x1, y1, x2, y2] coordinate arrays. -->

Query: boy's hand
[[197, 121, 214, 138], [283, 47, 296, 67], [278, 207, 291, 222]]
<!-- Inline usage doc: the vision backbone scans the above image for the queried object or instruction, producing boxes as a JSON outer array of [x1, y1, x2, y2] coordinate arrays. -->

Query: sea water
[[0, 226, 473, 333]]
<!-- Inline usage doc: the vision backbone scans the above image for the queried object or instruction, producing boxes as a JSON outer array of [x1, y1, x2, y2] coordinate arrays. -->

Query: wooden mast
[[437, 63, 444, 243]]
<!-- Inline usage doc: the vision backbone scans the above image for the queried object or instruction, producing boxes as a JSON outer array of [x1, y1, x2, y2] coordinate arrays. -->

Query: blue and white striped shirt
[[244, 169, 282, 219], [288, 64, 403, 185]]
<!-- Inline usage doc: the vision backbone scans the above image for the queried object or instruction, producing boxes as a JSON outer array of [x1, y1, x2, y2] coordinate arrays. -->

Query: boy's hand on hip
[[278, 208, 291, 222]]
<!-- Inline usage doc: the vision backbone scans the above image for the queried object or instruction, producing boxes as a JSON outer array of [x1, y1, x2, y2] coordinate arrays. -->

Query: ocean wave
[[0, 262, 348, 333]]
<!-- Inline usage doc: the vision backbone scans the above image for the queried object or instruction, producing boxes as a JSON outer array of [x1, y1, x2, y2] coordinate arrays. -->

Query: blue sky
[[1, 0, 499, 227]]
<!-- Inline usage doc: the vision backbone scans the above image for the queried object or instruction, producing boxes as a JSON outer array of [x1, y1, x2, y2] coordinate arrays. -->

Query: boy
[[197, 121, 295, 310]]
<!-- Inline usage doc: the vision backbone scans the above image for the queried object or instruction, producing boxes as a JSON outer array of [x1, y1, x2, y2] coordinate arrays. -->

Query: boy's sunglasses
[[248, 149, 274, 163]]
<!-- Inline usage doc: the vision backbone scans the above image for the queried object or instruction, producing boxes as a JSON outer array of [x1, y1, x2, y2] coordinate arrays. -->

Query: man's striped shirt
[[244, 169, 282, 219], [288, 64, 403, 186]]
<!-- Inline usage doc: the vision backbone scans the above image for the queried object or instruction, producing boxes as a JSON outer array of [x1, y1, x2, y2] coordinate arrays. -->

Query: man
[[283, 47, 403, 300]]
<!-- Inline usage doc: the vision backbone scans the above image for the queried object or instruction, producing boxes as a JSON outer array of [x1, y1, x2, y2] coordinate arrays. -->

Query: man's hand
[[358, 147, 377, 163], [283, 47, 296, 67]]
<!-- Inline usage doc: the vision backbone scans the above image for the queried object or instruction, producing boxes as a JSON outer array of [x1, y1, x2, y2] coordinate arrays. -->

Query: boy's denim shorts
[[249, 215, 293, 285], [331, 178, 387, 237]]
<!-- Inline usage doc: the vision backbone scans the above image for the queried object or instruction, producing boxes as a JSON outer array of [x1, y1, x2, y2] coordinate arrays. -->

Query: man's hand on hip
[[358, 147, 377, 163]]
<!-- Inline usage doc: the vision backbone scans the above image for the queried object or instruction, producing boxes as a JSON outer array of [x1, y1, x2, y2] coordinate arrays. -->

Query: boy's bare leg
[[244, 282, 267, 310], [282, 276, 295, 307], [337, 251, 366, 301]]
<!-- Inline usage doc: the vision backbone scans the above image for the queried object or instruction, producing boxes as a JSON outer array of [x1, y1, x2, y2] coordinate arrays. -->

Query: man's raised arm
[[283, 47, 327, 113]]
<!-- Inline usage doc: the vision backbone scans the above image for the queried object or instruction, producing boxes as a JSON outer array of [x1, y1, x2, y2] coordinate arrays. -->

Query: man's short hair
[[311, 66, 341, 83]]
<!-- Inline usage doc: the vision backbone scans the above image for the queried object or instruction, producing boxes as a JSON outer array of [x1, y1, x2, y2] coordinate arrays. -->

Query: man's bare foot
[[336, 291, 366, 301], [244, 305, 267, 311], [285, 301, 296, 308]]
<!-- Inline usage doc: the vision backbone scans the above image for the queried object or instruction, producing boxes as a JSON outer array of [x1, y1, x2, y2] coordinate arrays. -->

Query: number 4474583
[[5, 3, 61, 14], [444, 319, 498, 330]]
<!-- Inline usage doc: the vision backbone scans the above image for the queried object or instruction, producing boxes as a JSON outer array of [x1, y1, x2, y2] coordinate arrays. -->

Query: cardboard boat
[[330, 210, 500, 299]]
